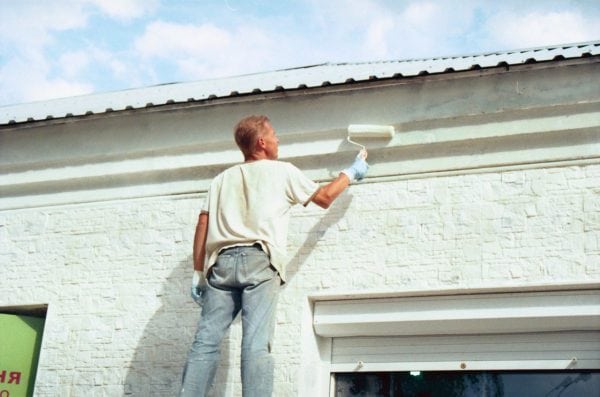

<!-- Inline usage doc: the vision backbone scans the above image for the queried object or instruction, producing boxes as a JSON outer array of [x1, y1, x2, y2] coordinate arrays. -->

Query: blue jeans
[[180, 245, 281, 397]]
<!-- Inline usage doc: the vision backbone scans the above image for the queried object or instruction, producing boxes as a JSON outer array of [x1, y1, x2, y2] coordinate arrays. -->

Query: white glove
[[341, 149, 369, 182], [191, 270, 208, 306]]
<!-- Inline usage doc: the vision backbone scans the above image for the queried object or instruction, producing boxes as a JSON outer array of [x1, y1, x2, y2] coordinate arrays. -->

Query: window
[[334, 370, 600, 397], [309, 286, 600, 397]]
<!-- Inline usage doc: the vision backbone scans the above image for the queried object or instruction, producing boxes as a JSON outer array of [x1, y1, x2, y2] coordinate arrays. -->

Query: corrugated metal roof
[[1, 41, 598, 125]]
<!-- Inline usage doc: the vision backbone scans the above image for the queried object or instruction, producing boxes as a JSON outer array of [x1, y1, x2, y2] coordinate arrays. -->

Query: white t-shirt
[[201, 160, 319, 282]]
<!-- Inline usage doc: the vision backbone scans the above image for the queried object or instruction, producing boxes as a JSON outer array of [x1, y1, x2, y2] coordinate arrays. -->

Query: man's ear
[[255, 135, 266, 149]]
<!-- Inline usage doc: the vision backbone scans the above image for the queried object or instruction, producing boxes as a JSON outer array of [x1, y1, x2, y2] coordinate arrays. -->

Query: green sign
[[0, 314, 45, 397]]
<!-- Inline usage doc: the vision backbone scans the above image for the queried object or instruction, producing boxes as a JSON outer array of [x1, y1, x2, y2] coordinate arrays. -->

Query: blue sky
[[0, 0, 598, 107]]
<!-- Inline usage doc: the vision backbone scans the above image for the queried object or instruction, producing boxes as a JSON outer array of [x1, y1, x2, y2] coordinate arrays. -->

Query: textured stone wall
[[1, 163, 599, 396]]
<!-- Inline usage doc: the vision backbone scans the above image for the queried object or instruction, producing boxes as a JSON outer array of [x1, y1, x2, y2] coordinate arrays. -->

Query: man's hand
[[341, 149, 369, 182], [191, 270, 208, 306], [312, 149, 369, 209]]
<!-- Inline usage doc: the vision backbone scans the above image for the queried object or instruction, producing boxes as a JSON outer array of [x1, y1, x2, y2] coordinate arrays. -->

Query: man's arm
[[193, 212, 209, 271], [311, 173, 350, 209], [312, 150, 368, 209]]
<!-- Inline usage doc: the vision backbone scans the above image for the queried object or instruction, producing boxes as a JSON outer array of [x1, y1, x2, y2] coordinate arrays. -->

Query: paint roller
[[346, 124, 395, 156]]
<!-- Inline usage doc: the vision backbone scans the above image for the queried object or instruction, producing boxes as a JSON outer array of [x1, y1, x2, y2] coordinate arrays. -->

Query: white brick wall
[[1, 163, 599, 396]]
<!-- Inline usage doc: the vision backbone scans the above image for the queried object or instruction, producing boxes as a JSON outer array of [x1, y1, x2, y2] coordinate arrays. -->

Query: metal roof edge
[[1, 41, 598, 126]]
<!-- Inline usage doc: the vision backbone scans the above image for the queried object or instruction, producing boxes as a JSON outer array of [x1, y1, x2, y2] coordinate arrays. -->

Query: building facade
[[1, 42, 599, 396]]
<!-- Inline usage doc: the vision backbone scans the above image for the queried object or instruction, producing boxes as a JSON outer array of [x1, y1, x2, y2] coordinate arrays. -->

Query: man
[[179, 115, 368, 396]]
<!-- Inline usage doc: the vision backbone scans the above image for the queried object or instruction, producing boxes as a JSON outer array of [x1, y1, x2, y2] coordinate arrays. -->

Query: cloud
[[135, 21, 233, 58], [0, 1, 92, 105], [0, 1, 88, 50], [0, 0, 157, 105], [0, 57, 93, 105], [304, 0, 600, 61], [487, 10, 600, 49], [303, 0, 478, 61], [59, 51, 92, 78], [390, 2, 449, 58], [57, 47, 131, 83], [133, 20, 283, 79], [87, 0, 158, 20], [1, 0, 599, 107], [402, 1, 439, 27]]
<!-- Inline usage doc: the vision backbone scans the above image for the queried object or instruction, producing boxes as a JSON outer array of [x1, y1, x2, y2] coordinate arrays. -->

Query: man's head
[[234, 115, 279, 160]]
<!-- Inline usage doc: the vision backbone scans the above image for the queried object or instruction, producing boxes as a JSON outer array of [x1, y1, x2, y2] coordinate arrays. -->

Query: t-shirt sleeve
[[200, 180, 213, 213], [285, 163, 320, 206]]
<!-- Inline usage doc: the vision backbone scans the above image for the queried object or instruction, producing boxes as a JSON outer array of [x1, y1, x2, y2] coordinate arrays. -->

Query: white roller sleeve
[[347, 124, 395, 139]]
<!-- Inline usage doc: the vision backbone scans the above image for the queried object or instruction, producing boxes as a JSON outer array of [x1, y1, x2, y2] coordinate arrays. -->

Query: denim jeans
[[180, 245, 281, 397]]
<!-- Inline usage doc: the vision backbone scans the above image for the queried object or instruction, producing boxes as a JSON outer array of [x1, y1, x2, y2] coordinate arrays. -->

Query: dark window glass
[[335, 371, 600, 397]]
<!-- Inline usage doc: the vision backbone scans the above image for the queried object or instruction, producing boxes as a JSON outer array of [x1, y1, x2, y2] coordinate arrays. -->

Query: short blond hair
[[234, 115, 270, 158]]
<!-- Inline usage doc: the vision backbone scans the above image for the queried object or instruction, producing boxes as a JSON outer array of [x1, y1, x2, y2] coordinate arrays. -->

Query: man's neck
[[245, 152, 270, 162]]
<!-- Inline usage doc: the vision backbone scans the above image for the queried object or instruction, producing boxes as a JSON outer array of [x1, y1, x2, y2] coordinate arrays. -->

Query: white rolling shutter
[[331, 331, 600, 372], [312, 286, 600, 373]]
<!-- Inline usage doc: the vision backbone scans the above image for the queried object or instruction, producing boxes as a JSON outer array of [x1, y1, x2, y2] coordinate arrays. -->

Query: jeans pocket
[[244, 252, 277, 284], [209, 254, 235, 287]]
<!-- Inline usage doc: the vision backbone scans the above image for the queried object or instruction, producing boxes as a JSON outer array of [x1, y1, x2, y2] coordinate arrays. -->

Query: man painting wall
[[179, 115, 368, 396]]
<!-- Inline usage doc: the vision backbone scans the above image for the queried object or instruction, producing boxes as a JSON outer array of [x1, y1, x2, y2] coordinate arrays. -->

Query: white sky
[[0, 0, 598, 107]]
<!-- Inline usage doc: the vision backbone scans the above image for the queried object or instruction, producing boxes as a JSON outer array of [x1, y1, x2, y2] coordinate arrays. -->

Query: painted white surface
[[313, 289, 600, 337], [330, 331, 600, 372], [1, 59, 599, 210], [0, 56, 599, 396], [2, 162, 599, 396]]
